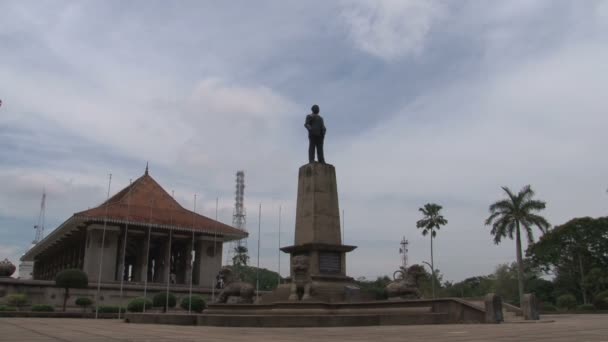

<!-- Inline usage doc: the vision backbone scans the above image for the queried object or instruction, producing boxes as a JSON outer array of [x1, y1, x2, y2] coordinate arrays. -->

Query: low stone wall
[[0, 311, 119, 319], [0, 277, 214, 310], [125, 298, 487, 327]]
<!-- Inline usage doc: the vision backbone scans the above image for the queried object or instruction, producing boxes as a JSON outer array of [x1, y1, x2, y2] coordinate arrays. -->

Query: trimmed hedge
[[541, 303, 557, 312], [152, 292, 177, 310], [577, 304, 595, 311], [6, 294, 28, 309], [556, 294, 577, 310], [593, 290, 608, 310], [96, 306, 125, 314], [31, 304, 55, 312], [0, 305, 17, 312], [180, 295, 206, 313], [127, 297, 153, 312], [75, 297, 93, 308]]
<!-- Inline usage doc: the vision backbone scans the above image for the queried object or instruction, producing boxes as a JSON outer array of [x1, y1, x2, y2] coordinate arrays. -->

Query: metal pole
[[189, 194, 197, 314], [165, 190, 174, 314], [211, 197, 218, 302], [95, 173, 112, 319], [256, 203, 261, 301], [143, 200, 153, 313], [278, 205, 281, 286], [117, 179, 132, 320]]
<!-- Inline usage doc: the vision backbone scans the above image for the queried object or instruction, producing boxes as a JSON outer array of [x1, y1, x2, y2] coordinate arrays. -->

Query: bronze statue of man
[[304, 104, 326, 164]]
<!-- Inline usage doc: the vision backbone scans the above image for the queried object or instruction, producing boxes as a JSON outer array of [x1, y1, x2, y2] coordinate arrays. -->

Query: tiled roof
[[74, 171, 247, 238]]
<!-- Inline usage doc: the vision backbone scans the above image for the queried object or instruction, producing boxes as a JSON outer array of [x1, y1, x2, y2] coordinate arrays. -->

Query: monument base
[[125, 298, 488, 327]]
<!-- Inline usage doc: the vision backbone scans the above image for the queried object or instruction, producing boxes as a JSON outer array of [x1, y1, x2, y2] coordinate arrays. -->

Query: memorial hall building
[[20, 168, 247, 288]]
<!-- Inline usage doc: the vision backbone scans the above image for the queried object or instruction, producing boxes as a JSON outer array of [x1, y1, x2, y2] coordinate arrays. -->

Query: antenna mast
[[227, 171, 247, 265], [33, 190, 46, 244], [399, 236, 409, 270]]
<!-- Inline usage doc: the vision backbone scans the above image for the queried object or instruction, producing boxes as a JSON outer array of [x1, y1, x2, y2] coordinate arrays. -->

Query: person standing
[[304, 104, 326, 164]]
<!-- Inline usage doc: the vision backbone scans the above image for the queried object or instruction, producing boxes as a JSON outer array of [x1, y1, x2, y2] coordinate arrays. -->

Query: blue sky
[[1, 0, 607, 281]]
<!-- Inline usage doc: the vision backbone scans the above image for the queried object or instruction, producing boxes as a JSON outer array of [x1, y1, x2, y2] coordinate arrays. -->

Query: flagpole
[[165, 190, 174, 314], [256, 203, 261, 302], [277, 205, 282, 286], [117, 179, 132, 320], [189, 194, 197, 314], [211, 197, 218, 302], [95, 173, 112, 319], [142, 199, 153, 313]]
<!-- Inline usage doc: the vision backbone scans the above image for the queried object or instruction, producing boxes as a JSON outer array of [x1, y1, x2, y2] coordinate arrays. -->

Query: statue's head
[[291, 254, 310, 274], [311, 104, 320, 114]]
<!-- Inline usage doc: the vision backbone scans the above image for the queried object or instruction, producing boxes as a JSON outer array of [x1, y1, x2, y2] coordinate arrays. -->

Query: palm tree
[[416, 203, 448, 298], [485, 185, 550, 307]]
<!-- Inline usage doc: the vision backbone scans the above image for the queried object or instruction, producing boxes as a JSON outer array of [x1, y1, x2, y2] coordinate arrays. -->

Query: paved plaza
[[0, 315, 607, 342]]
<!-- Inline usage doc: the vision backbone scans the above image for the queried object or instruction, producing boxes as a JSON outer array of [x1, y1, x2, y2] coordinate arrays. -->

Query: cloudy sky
[[1, 0, 607, 282]]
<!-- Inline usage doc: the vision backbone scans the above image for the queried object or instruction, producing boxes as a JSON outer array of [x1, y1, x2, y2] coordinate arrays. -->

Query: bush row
[[125, 294, 206, 313], [1, 292, 206, 313]]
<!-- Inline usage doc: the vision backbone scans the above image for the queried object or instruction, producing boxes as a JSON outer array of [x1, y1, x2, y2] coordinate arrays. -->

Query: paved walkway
[[1, 315, 607, 342]]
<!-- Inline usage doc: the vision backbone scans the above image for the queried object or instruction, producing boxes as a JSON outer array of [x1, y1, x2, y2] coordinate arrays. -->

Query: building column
[[116, 227, 127, 281], [184, 236, 194, 286], [82, 224, 121, 282], [139, 228, 151, 283], [195, 239, 223, 289], [161, 232, 172, 284]]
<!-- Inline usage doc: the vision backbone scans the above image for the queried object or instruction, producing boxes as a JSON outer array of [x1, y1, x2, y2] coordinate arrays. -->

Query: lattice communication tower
[[33, 190, 46, 244], [226, 171, 247, 265], [399, 236, 409, 270]]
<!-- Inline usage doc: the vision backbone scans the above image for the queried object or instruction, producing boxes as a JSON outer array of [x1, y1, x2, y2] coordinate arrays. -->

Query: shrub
[[180, 295, 206, 313], [541, 303, 557, 312], [55, 269, 88, 312], [152, 293, 177, 312], [0, 305, 17, 312], [577, 304, 595, 311], [6, 294, 28, 310], [75, 297, 93, 312], [96, 306, 124, 314], [593, 290, 608, 310], [556, 294, 577, 310], [127, 297, 153, 312], [31, 304, 54, 312]]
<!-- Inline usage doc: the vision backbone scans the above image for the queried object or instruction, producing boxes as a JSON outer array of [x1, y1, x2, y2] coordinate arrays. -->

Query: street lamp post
[[422, 261, 435, 299]]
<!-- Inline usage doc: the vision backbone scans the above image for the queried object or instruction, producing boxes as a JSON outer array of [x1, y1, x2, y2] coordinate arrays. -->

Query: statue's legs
[[302, 282, 312, 300], [288, 282, 298, 301]]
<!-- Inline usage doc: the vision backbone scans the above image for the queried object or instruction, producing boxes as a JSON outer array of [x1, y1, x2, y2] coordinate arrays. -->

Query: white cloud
[[340, 0, 445, 60]]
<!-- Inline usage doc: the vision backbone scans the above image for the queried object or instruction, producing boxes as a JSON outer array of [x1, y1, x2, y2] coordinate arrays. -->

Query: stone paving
[[1, 315, 607, 342]]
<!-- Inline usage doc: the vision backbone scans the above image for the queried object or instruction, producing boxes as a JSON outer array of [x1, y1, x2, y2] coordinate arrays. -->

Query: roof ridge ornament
[[145, 162, 149, 175]]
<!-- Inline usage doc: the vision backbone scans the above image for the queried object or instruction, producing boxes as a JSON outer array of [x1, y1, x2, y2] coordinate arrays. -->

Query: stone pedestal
[[522, 293, 539, 320], [484, 293, 503, 323], [277, 163, 358, 303]]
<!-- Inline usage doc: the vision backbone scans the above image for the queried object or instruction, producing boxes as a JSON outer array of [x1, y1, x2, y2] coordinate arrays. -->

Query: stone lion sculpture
[[215, 267, 254, 304], [385, 264, 424, 299], [288, 254, 312, 301]]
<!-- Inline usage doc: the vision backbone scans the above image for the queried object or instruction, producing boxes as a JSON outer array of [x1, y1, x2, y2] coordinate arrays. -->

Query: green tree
[[232, 245, 250, 266], [416, 203, 448, 298], [55, 269, 89, 312], [527, 217, 608, 304], [485, 185, 550, 307], [237, 266, 283, 291]]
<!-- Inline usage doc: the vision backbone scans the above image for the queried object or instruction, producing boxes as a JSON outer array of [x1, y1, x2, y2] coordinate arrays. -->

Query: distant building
[[20, 169, 247, 287]]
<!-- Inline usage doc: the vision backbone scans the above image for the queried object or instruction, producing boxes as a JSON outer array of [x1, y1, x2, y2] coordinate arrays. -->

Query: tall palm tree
[[485, 185, 550, 307], [416, 203, 448, 298]]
